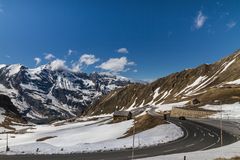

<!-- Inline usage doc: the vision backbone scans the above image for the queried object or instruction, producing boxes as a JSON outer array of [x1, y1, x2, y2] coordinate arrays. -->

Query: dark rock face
[[87, 50, 240, 115], [0, 94, 26, 124], [0, 64, 131, 123]]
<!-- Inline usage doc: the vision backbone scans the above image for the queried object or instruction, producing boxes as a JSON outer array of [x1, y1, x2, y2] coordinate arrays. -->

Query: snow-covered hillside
[[0, 63, 131, 123], [0, 115, 183, 154], [88, 50, 240, 115]]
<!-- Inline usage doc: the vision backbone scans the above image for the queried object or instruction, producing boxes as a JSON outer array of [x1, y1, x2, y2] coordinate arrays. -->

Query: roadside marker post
[[6, 133, 9, 152], [132, 118, 136, 160]]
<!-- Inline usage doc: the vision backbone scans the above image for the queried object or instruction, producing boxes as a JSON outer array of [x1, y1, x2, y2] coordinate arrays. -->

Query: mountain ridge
[[86, 49, 240, 115], [0, 63, 132, 123]]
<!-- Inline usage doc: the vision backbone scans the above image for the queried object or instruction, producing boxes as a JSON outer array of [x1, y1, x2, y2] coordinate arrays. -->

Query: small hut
[[163, 111, 171, 120], [113, 111, 132, 121], [191, 98, 200, 105]]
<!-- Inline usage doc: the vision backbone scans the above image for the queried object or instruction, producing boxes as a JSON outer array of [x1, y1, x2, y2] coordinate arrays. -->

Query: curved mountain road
[[0, 117, 238, 160]]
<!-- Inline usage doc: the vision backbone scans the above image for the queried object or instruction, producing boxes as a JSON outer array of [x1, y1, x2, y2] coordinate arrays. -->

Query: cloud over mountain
[[96, 57, 134, 73]]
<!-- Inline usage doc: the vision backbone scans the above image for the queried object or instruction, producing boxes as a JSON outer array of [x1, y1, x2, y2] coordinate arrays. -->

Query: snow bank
[[0, 117, 183, 155], [226, 79, 240, 85], [155, 101, 188, 112], [201, 102, 240, 119], [6, 64, 22, 76], [0, 64, 6, 70], [0, 108, 5, 124]]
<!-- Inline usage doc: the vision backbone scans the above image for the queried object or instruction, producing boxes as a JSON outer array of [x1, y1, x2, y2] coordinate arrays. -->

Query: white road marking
[[165, 120, 189, 145], [200, 138, 204, 142], [185, 120, 221, 151], [185, 143, 194, 147], [203, 133, 206, 136], [208, 132, 215, 137], [194, 133, 197, 137]]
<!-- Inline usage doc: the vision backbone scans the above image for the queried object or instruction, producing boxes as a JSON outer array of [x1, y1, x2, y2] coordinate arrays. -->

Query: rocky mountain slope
[[0, 94, 27, 131], [87, 50, 240, 115], [0, 63, 131, 123]]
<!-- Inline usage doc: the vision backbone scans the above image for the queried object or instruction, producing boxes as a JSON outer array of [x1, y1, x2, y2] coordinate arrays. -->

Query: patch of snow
[[226, 79, 240, 85], [127, 98, 137, 111], [220, 59, 236, 73], [0, 108, 5, 124], [165, 89, 173, 98], [82, 79, 95, 87], [0, 118, 183, 154], [152, 87, 161, 100], [0, 84, 19, 96], [201, 102, 240, 119], [56, 76, 75, 91], [139, 100, 145, 107], [46, 87, 75, 117], [175, 76, 208, 96], [188, 70, 221, 96], [159, 91, 168, 101], [7, 64, 22, 76], [98, 72, 129, 81], [0, 64, 6, 70], [26, 69, 42, 80], [106, 84, 118, 90], [20, 83, 41, 91], [155, 101, 188, 112]]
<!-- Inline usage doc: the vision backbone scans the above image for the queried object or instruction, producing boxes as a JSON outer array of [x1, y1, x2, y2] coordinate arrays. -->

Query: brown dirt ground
[[121, 114, 167, 138]]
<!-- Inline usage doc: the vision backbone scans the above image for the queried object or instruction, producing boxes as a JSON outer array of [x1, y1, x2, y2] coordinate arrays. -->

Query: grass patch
[[198, 87, 240, 105], [121, 114, 167, 138]]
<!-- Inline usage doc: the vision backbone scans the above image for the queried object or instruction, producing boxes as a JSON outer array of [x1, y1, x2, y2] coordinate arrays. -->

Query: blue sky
[[0, 0, 240, 81]]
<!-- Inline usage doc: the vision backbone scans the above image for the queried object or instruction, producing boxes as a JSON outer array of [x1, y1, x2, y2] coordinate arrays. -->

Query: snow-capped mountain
[[87, 50, 240, 115], [0, 64, 131, 123]]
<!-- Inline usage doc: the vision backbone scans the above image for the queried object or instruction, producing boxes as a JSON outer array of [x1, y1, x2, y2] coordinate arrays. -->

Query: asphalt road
[[0, 118, 238, 160]]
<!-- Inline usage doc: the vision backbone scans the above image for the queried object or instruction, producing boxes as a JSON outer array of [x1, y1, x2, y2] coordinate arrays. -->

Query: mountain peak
[[0, 64, 132, 123]]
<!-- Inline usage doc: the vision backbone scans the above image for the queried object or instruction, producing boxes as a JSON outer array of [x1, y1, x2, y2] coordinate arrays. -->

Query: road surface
[[0, 117, 238, 160]]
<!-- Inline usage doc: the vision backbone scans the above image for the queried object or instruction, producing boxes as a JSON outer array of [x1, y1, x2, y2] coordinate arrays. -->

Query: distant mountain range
[[87, 50, 240, 115], [0, 63, 131, 123], [1, 50, 240, 125]]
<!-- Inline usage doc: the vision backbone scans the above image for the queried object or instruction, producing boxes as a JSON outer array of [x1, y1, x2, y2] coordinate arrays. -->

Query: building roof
[[113, 111, 131, 117]]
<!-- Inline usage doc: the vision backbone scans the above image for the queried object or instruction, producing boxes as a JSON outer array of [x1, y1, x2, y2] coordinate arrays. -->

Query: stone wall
[[170, 107, 215, 118]]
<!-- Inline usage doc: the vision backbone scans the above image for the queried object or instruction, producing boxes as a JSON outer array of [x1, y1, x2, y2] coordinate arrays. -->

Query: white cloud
[[48, 59, 68, 71], [133, 69, 138, 73], [70, 54, 99, 73], [34, 57, 41, 65], [96, 57, 135, 73], [80, 54, 100, 65], [116, 48, 129, 54], [71, 63, 81, 73], [227, 21, 237, 29], [127, 61, 135, 65], [194, 11, 207, 29], [44, 53, 55, 61], [67, 49, 73, 56]]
